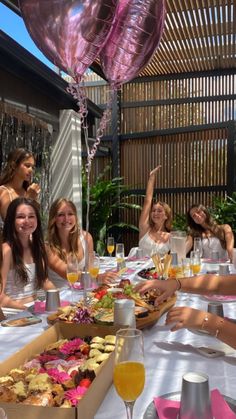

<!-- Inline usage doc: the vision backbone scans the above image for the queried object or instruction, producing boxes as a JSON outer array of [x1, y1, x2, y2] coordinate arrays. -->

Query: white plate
[[143, 391, 236, 418]]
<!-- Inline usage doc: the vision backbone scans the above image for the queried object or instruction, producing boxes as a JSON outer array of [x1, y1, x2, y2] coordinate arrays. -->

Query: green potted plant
[[82, 165, 141, 254]]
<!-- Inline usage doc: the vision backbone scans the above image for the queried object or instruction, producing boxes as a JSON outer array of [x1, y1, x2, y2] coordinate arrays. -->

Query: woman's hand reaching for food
[[135, 279, 178, 305]]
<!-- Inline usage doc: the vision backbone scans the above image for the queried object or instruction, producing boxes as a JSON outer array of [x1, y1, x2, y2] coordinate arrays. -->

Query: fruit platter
[[47, 279, 176, 330], [137, 267, 160, 280]]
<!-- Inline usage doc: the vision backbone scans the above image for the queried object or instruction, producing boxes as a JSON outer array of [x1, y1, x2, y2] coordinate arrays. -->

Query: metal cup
[[207, 302, 224, 317], [218, 263, 230, 275], [210, 251, 219, 261], [179, 372, 213, 419], [170, 252, 178, 266], [45, 289, 60, 312], [114, 299, 136, 327]]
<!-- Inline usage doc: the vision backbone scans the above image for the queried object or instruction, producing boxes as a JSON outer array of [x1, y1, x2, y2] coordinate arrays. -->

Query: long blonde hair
[[47, 198, 80, 262]]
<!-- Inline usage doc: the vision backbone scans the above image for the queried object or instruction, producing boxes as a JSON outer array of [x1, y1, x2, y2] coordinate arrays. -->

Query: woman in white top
[[186, 204, 234, 261], [0, 198, 54, 309], [0, 148, 40, 223], [139, 166, 172, 257], [46, 198, 117, 288]]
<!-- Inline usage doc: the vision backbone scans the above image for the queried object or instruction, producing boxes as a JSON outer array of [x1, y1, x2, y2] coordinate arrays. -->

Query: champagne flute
[[66, 254, 78, 304], [88, 251, 100, 281], [190, 250, 201, 275], [107, 236, 115, 259], [114, 328, 145, 419], [193, 237, 203, 257]]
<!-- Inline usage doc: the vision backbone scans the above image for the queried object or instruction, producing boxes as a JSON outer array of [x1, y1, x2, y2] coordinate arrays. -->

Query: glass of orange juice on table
[[66, 254, 79, 303], [88, 252, 100, 281], [190, 250, 201, 275], [114, 328, 145, 419], [107, 236, 115, 259]]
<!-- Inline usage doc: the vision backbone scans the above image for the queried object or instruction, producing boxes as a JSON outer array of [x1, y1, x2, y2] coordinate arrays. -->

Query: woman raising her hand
[[138, 165, 172, 257]]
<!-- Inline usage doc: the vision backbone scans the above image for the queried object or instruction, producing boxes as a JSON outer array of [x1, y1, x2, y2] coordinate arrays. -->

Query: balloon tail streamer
[[67, 78, 115, 269]]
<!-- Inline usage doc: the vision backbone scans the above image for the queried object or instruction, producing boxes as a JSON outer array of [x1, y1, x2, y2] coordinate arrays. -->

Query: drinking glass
[[193, 237, 203, 257], [170, 231, 187, 263], [88, 251, 100, 281], [116, 243, 125, 262], [66, 254, 79, 303], [190, 251, 201, 275], [114, 329, 145, 419], [107, 236, 115, 259]]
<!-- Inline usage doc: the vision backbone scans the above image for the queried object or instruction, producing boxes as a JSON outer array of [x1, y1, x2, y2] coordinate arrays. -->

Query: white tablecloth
[[0, 257, 236, 419]]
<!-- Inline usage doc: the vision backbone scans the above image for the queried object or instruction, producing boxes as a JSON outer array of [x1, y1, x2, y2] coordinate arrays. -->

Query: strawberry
[[79, 378, 92, 388]]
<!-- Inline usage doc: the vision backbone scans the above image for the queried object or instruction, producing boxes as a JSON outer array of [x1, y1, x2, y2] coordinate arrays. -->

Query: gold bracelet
[[215, 318, 224, 338], [171, 278, 181, 291], [201, 316, 224, 337]]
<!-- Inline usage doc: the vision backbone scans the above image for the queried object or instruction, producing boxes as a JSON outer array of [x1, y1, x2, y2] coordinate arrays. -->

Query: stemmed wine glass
[[193, 237, 203, 258], [88, 251, 100, 282], [114, 328, 145, 419], [66, 254, 79, 304], [107, 236, 115, 259]]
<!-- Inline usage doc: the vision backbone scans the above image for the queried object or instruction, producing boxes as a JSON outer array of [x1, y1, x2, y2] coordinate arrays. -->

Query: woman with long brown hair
[[0, 148, 40, 222], [139, 165, 172, 256], [186, 204, 234, 261], [46, 198, 117, 288], [0, 197, 54, 309]]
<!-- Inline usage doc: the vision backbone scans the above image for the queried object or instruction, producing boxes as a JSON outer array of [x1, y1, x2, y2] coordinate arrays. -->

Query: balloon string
[[67, 78, 115, 266]]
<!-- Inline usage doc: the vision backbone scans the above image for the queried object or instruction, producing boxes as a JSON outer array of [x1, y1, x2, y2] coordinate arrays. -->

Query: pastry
[[9, 368, 26, 382], [94, 353, 109, 363], [0, 385, 17, 402], [91, 336, 105, 344], [89, 349, 102, 358], [90, 343, 104, 351], [104, 345, 115, 353], [22, 391, 54, 406], [28, 373, 52, 392], [12, 381, 28, 399], [0, 376, 14, 387], [104, 335, 116, 345]]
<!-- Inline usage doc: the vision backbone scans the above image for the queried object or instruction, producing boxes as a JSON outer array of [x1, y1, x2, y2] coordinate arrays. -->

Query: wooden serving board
[[136, 295, 177, 329], [47, 294, 177, 330]]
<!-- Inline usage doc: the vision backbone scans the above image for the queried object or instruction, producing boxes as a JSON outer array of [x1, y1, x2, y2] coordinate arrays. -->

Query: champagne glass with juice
[[190, 250, 201, 275], [88, 252, 100, 281], [114, 328, 145, 419], [66, 254, 79, 303], [107, 236, 115, 259]]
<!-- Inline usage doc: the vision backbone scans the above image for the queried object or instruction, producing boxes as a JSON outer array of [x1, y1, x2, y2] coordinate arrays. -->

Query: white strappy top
[[5, 263, 37, 300], [48, 234, 86, 289], [139, 231, 170, 257], [201, 237, 228, 259]]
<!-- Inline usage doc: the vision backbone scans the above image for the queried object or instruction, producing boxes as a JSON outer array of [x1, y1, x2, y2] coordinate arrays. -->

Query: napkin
[[154, 389, 236, 419], [34, 300, 70, 313]]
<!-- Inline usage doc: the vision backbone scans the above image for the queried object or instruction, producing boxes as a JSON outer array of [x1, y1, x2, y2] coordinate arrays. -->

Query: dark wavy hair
[[47, 198, 80, 262], [3, 197, 48, 287], [0, 148, 35, 191], [149, 201, 172, 232], [187, 204, 226, 249]]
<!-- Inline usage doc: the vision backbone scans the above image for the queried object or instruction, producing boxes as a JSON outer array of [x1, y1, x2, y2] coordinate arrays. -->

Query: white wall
[[51, 109, 82, 221]]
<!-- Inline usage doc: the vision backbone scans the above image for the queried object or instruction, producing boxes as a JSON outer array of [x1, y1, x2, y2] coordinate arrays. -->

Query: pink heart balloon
[[19, 0, 117, 79], [100, 0, 165, 87]]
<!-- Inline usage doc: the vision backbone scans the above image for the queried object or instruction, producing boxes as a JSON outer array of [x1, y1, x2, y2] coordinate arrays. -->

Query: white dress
[[139, 231, 170, 257], [201, 237, 228, 260], [5, 263, 37, 300], [48, 234, 86, 289]]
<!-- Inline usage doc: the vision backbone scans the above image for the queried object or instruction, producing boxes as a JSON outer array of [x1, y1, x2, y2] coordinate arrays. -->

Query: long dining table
[[1, 257, 236, 418]]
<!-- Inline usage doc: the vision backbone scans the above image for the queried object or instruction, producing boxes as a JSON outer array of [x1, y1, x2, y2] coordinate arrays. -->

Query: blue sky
[[0, 2, 53, 68]]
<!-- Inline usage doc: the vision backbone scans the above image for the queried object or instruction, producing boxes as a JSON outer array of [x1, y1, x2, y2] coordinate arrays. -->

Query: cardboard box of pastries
[[0, 322, 119, 419]]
